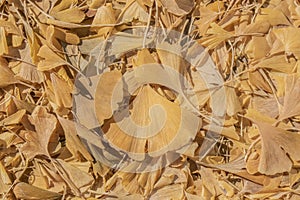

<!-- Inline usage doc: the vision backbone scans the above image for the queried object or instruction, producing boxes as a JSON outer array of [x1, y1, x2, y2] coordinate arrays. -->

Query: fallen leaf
[[55, 159, 94, 195], [95, 70, 123, 126], [37, 45, 68, 71], [0, 57, 19, 87], [150, 184, 184, 199], [159, 0, 195, 16], [58, 116, 93, 161], [20, 106, 57, 160], [273, 27, 300, 59], [0, 109, 26, 126], [246, 112, 300, 175], [104, 85, 200, 160], [0, 27, 8, 55], [278, 74, 300, 120], [13, 182, 62, 200]]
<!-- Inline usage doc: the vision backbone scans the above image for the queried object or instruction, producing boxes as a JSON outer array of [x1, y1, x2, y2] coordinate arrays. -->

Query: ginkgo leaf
[[159, 0, 195, 16], [14, 43, 45, 84], [52, 7, 85, 24], [248, 70, 272, 93], [0, 57, 19, 87], [246, 112, 300, 175], [157, 43, 186, 75], [95, 70, 123, 126], [50, 73, 73, 108], [273, 27, 300, 59], [254, 54, 296, 73], [58, 116, 93, 161], [195, 6, 219, 35], [20, 106, 57, 160], [37, 45, 68, 71], [224, 84, 242, 116], [134, 48, 156, 67], [245, 36, 270, 61], [120, 0, 149, 23], [91, 5, 116, 36], [13, 182, 62, 200], [103, 85, 200, 160], [0, 27, 8, 55], [0, 109, 26, 126], [150, 184, 184, 199], [199, 23, 233, 49], [87, 0, 105, 9], [278, 74, 300, 120], [255, 8, 291, 26], [55, 159, 94, 194]]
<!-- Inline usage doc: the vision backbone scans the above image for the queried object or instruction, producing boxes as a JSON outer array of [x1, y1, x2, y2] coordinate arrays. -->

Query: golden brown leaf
[[246, 111, 300, 175], [13, 182, 62, 200], [58, 116, 93, 161], [95, 70, 122, 126], [159, 0, 195, 16], [0, 57, 19, 87], [20, 106, 57, 160], [278, 74, 300, 121], [104, 85, 200, 160], [37, 45, 68, 71]]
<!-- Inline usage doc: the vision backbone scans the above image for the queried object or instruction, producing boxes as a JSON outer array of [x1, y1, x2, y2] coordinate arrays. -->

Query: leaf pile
[[1, 0, 300, 199]]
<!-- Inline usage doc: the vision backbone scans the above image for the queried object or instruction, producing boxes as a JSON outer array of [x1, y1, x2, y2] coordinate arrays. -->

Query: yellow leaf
[[278, 74, 300, 120], [50, 73, 73, 108], [245, 111, 300, 175], [159, 0, 195, 16], [37, 45, 68, 71], [52, 7, 85, 24], [273, 27, 300, 59], [20, 106, 57, 160], [91, 4, 116, 36], [103, 85, 200, 160], [13, 182, 62, 200], [95, 70, 123, 126], [58, 117, 93, 161], [0, 57, 19, 87], [0, 27, 8, 55]]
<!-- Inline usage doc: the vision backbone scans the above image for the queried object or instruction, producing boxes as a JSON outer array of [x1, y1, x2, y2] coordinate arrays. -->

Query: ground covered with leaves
[[1, 0, 300, 199]]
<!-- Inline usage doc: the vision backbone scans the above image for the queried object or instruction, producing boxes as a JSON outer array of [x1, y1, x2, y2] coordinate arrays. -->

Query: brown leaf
[[58, 116, 93, 161], [120, 1, 149, 23], [273, 27, 300, 59], [0, 27, 8, 55], [95, 70, 123, 126], [150, 184, 184, 200], [50, 73, 73, 108], [55, 159, 94, 195], [104, 85, 200, 160], [91, 4, 116, 36], [0, 109, 26, 126], [20, 106, 57, 160], [278, 74, 300, 120], [37, 45, 68, 71], [246, 111, 300, 175], [52, 7, 85, 24], [0, 57, 19, 87], [13, 182, 62, 200], [159, 0, 195, 16]]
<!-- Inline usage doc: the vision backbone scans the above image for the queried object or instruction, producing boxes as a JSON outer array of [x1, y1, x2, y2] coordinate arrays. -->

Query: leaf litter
[[0, 0, 300, 199]]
